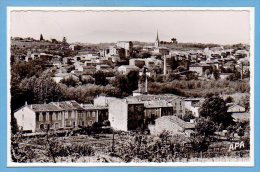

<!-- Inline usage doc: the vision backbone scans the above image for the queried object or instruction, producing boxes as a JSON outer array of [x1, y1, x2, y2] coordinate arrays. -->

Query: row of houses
[[14, 100, 108, 133], [14, 94, 185, 133], [14, 93, 248, 135]]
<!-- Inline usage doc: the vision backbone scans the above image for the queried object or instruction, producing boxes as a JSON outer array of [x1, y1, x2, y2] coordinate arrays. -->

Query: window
[[52, 112, 56, 120], [71, 112, 75, 119], [58, 112, 62, 120], [39, 113, 43, 121], [65, 112, 68, 119], [68, 111, 71, 119], [92, 111, 95, 118], [82, 121, 84, 126], [87, 111, 90, 118], [42, 112, 46, 121], [46, 113, 49, 121]]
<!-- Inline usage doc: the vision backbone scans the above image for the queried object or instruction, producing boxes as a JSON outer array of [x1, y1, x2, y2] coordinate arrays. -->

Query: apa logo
[[228, 141, 245, 151]]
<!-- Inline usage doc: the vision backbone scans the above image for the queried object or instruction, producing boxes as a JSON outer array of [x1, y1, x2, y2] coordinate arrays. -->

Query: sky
[[10, 9, 251, 44]]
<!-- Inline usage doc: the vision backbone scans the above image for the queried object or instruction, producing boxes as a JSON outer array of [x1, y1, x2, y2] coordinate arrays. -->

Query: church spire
[[155, 30, 160, 48], [156, 30, 159, 41]]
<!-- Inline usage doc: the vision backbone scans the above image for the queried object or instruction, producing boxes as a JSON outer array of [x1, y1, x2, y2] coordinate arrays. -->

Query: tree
[[40, 34, 44, 41], [62, 37, 67, 44], [118, 48, 126, 60], [186, 71, 198, 80], [11, 114, 18, 134], [93, 71, 108, 86], [113, 75, 129, 97], [204, 69, 211, 78], [199, 95, 234, 127], [127, 70, 139, 92], [20, 75, 63, 104], [213, 69, 220, 80], [227, 71, 241, 81], [183, 111, 194, 122], [171, 37, 177, 44], [225, 96, 234, 103], [60, 76, 80, 87], [190, 135, 210, 152], [195, 117, 216, 137]]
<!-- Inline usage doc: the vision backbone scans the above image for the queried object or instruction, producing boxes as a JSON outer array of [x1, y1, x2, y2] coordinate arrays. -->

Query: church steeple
[[155, 30, 160, 48]]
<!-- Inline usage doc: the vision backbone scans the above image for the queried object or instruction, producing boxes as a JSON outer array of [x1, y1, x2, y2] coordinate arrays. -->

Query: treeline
[[11, 58, 250, 112], [11, 59, 140, 112], [149, 80, 250, 97]]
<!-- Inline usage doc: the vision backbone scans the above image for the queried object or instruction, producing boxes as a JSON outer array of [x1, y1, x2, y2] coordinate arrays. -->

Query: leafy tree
[[227, 71, 241, 81], [127, 70, 139, 92], [60, 76, 80, 87], [190, 135, 210, 152], [91, 122, 103, 134], [20, 75, 63, 104], [113, 75, 129, 97], [186, 71, 198, 80], [204, 69, 211, 78], [195, 117, 216, 136], [62, 37, 67, 44], [199, 95, 234, 127], [40, 34, 44, 41], [183, 111, 194, 122], [213, 69, 220, 80], [11, 114, 18, 134], [225, 96, 234, 103], [93, 71, 108, 86], [171, 38, 177, 44], [103, 120, 111, 126], [118, 48, 126, 60], [139, 52, 151, 59]]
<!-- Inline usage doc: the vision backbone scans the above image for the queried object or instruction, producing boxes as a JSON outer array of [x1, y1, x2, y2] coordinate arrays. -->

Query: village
[[10, 32, 250, 163]]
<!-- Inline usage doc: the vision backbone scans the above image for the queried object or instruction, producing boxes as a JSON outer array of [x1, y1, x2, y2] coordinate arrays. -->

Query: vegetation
[[199, 95, 234, 128]]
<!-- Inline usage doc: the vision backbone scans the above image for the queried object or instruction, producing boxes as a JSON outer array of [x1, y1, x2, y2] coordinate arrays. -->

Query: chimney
[[25, 101, 28, 106], [145, 74, 148, 93], [164, 55, 167, 75]]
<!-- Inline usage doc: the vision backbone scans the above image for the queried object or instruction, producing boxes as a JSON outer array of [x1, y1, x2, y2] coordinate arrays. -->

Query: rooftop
[[27, 104, 62, 112], [157, 116, 195, 129], [49, 100, 84, 111]]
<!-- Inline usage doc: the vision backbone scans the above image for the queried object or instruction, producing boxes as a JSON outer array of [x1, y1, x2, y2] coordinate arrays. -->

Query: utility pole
[[144, 67, 148, 94], [241, 62, 244, 80], [112, 128, 115, 153]]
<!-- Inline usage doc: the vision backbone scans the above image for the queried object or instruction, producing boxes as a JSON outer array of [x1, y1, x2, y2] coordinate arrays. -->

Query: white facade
[[14, 106, 36, 132], [184, 99, 204, 118], [227, 104, 246, 113], [117, 65, 139, 75], [149, 116, 194, 136], [108, 99, 128, 131]]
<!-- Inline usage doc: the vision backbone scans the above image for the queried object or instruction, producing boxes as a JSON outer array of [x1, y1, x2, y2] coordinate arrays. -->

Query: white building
[[148, 116, 195, 136], [184, 98, 204, 118], [227, 103, 246, 113], [117, 65, 140, 75]]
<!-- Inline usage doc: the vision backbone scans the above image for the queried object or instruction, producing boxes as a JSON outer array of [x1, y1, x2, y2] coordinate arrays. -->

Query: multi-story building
[[14, 100, 101, 133], [109, 98, 145, 131], [14, 103, 63, 132]]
